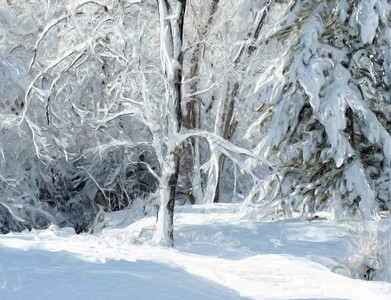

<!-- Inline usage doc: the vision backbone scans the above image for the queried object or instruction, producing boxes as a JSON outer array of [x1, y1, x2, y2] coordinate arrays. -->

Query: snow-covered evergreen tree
[[240, 0, 391, 222]]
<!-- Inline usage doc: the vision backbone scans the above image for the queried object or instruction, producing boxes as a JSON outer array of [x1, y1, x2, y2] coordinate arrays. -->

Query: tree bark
[[154, 146, 180, 247]]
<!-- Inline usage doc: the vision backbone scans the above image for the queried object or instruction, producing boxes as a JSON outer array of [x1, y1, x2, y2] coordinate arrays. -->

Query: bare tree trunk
[[154, 146, 180, 247], [180, 0, 220, 204], [152, 0, 186, 247], [210, 2, 273, 203], [213, 84, 238, 203]]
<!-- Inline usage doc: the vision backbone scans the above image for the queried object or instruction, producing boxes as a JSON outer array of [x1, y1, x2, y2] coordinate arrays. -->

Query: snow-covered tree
[[240, 0, 391, 222], [0, 0, 389, 247]]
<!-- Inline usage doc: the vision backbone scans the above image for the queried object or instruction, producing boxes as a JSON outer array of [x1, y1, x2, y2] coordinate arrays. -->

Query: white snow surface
[[0, 204, 390, 300]]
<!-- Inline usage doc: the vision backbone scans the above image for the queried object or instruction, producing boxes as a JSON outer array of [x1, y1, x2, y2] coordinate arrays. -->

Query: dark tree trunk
[[213, 82, 238, 203], [181, 0, 220, 204], [212, 2, 271, 202]]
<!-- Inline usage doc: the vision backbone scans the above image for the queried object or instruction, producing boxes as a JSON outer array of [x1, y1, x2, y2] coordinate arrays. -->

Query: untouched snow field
[[0, 204, 390, 300]]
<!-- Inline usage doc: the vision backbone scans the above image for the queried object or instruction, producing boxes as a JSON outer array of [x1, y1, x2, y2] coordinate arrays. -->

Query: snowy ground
[[0, 204, 390, 299]]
